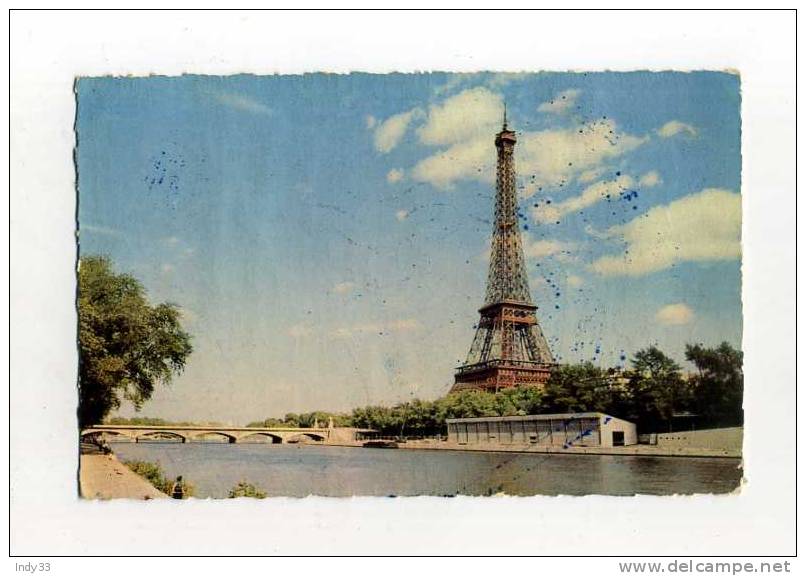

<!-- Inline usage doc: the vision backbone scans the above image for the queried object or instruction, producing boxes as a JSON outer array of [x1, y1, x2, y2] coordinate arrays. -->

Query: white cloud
[[395, 209, 409, 222], [332, 281, 356, 294], [537, 89, 581, 114], [584, 224, 610, 240], [578, 167, 605, 184], [411, 136, 492, 189], [567, 274, 584, 288], [531, 175, 634, 224], [639, 170, 662, 187], [410, 89, 646, 191], [521, 233, 576, 260], [417, 86, 503, 146], [657, 120, 697, 138], [374, 109, 421, 153], [414, 120, 647, 192], [432, 74, 473, 96], [518, 120, 647, 189], [387, 168, 404, 184], [656, 303, 695, 326], [211, 91, 272, 115], [589, 188, 741, 276], [365, 115, 377, 129]]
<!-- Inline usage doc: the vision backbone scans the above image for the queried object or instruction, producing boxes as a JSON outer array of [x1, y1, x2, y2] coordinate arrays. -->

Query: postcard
[[75, 72, 744, 500]]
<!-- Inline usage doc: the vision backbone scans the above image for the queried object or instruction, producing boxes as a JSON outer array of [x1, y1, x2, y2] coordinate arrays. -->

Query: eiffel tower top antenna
[[503, 102, 508, 130]]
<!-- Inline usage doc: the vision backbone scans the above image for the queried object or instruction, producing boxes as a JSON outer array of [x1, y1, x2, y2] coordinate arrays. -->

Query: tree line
[[247, 343, 743, 436]]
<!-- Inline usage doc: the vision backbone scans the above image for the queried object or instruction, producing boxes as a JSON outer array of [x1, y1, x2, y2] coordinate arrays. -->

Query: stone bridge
[[81, 424, 353, 444]]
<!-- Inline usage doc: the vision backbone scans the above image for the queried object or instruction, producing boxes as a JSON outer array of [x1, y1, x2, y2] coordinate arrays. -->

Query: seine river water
[[111, 443, 742, 498]]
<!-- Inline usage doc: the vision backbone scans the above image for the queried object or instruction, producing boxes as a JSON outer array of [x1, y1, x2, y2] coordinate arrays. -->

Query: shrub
[[228, 481, 267, 499], [124, 459, 195, 498]]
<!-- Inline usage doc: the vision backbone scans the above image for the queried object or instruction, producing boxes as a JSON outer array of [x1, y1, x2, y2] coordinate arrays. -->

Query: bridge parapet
[[81, 425, 334, 444]]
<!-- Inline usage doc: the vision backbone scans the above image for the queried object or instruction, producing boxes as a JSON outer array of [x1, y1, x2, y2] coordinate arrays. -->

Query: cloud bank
[[589, 188, 741, 276]]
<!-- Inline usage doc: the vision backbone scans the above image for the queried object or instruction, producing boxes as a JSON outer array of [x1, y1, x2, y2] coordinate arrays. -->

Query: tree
[[543, 363, 615, 414], [686, 342, 743, 427], [437, 389, 500, 420], [625, 346, 689, 431], [350, 405, 399, 434], [78, 256, 193, 427]]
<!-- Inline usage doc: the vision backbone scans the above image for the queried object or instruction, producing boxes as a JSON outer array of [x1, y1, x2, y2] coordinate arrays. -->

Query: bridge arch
[[133, 431, 188, 443], [81, 429, 131, 441], [239, 432, 283, 444], [286, 432, 326, 444], [189, 431, 237, 443]]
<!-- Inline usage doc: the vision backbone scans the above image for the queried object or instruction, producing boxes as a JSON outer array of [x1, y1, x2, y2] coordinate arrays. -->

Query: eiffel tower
[[452, 111, 555, 393]]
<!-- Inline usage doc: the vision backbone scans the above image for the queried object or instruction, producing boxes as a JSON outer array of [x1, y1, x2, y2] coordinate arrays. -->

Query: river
[[111, 443, 742, 498]]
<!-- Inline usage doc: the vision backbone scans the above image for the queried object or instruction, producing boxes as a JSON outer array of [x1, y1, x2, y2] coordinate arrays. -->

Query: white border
[[9, 9, 797, 559]]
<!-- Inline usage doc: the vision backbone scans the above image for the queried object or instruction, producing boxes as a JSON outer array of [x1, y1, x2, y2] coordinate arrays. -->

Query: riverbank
[[328, 439, 741, 458], [401, 439, 741, 458], [79, 453, 168, 500]]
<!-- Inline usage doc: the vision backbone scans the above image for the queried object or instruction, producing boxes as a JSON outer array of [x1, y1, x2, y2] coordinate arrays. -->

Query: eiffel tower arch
[[452, 114, 555, 393]]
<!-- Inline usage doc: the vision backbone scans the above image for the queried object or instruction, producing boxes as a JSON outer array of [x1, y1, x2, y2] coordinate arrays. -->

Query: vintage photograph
[[75, 71, 743, 499]]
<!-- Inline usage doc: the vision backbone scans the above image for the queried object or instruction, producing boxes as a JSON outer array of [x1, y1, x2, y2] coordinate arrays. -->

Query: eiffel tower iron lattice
[[451, 114, 555, 393]]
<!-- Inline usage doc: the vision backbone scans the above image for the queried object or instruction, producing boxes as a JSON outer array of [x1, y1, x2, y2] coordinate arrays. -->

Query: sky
[[76, 72, 742, 424]]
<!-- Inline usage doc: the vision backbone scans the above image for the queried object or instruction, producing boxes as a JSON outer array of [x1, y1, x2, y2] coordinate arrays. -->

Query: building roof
[[446, 412, 627, 424]]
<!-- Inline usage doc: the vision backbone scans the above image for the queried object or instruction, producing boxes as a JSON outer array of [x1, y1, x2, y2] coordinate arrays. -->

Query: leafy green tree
[[351, 405, 401, 435], [246, 411, 352, 429], [246, 417, 288, 428], [398, 399, 439, 436], [686, 342, 743, 427], [437, 390, 500, 419], [625, 346, 688, 431], [107, 416, 171, 426], [281, 413, 302, 427], [78, 256, 193, 427], [497, 386, 545, 416], [543, 363, 615, 414]]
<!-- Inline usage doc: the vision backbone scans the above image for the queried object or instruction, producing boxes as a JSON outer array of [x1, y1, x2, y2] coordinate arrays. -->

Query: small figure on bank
[[171, 475, 185, 500]]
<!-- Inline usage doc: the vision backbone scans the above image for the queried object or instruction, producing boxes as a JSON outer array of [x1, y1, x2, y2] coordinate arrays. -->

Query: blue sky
[[76, 72, 742, 424]]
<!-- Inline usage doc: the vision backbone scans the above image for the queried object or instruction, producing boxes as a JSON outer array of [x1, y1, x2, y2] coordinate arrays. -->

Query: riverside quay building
[[446, 413, 637, 448]]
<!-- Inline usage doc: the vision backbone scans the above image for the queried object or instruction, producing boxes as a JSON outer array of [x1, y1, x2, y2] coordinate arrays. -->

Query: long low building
[[446, 412, 637, 448]]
